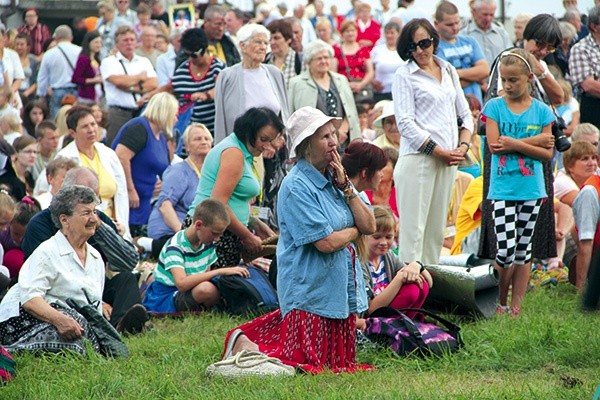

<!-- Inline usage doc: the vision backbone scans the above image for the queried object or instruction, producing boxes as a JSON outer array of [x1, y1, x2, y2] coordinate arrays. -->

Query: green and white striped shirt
[[153, 230, 218, 287]]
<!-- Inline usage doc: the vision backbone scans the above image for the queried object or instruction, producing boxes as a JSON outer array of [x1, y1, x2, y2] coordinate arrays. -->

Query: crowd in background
[[0, 0, 598, 377]]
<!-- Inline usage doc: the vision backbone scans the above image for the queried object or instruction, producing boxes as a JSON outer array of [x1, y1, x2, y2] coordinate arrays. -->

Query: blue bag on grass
[[212, 265, 278, 315]]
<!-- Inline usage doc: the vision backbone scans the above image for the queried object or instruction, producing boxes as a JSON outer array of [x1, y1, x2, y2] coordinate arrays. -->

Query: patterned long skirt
[[225, 309, 375, 374], [0, 304, 100, 355]]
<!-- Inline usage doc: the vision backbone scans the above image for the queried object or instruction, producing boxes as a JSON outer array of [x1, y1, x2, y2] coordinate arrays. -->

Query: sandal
[[222, 329, 243, 360]]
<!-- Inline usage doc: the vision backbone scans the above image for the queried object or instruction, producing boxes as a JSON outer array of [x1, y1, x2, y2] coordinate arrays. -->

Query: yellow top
[[450, 176, 483, 255], [79, 149, 117, 219], [207, 42, 226, 65]]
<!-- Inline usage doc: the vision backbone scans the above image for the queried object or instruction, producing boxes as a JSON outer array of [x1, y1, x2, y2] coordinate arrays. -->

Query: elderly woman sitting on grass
[[0, 185, 106, 355]]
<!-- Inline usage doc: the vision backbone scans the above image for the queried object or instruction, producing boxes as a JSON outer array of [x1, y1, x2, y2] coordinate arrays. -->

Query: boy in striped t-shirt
[[142, 199, 250, 313]]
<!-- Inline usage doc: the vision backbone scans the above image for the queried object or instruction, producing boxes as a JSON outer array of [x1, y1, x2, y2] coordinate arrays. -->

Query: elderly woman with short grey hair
[[213, 23, 290, 229], [288, 39, 361, 148], [146, 122, 213, 258], [0, 185, 106, 355], [556, 21, 577, 77], [213, 23, 289, 143]]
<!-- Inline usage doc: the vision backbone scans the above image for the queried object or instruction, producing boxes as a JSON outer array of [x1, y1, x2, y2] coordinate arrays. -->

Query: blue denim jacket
[[276, 159, 368, 319]]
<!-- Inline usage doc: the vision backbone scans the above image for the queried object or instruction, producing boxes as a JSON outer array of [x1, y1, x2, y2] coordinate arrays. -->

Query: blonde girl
[[362, 205, 433, 318], [483, 48, 555, 317]]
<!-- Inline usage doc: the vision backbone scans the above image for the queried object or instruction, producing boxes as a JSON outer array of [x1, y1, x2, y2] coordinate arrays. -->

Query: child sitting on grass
[[360, 205, 433, 321], [142, 199, 250, 313]]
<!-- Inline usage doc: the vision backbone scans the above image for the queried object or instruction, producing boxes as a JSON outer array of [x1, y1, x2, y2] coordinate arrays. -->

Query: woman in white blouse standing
[[392, 19, 473, 265], [371, 21, 404, 102]]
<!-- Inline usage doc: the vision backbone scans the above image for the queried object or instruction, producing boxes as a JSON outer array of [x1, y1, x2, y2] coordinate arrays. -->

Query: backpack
[[364, 307, 464, 357], [214, 266, 279, 315]]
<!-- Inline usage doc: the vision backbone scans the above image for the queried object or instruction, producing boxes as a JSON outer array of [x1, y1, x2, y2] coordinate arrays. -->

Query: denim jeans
[[49, 87, 77, 119]]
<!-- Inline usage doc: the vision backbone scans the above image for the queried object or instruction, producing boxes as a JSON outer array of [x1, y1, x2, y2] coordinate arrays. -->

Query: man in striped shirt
[[143, 199, 250, 313]]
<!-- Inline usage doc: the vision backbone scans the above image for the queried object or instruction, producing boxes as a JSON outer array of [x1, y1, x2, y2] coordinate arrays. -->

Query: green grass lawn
[[2, 283, 600, 399]]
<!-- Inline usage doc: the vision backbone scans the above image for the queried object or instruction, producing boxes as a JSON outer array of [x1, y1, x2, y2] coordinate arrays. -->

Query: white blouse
[[392, 55, 473, 156], [0, 231, 105, 322]]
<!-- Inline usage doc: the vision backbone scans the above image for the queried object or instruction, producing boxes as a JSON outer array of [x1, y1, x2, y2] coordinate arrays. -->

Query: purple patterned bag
[[364, 307, 463, 357]]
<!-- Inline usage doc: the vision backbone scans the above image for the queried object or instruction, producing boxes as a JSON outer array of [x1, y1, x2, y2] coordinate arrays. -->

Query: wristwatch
[[538, 71, 548, 80], [344, 187, 358, 202]]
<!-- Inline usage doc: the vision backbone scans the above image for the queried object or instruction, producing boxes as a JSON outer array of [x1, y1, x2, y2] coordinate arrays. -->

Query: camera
[[552, 116, 571, 153], [477, 117, 570, 153]]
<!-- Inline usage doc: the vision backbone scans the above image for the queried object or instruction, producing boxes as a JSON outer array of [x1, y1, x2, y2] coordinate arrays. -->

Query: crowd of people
[[0, 0, 597, 380]]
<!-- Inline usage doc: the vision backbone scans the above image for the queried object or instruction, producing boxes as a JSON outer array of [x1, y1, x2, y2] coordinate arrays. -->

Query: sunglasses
[[407, 37, 434, 53], [186, 48, 206, 58], [534, 40, 556, 54]]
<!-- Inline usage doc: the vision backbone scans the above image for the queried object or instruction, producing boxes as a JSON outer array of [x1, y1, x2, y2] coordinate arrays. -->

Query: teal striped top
[[153, 230, 218, 287]]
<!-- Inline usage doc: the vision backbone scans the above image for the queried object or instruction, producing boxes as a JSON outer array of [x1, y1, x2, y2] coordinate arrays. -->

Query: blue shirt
[[188, 133, 260, 226], [276, 159, 368, 319], [148, 161, 199, 239], [483, 97, 555, 201], [112, 116, 169, 225], [437, 36, 485, 104]]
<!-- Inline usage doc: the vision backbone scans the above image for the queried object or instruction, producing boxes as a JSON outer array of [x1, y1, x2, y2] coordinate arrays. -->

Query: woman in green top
[[188, 107, 284, 268]]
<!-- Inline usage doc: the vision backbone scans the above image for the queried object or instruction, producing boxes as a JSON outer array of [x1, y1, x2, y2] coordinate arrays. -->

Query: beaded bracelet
[[421, 139, 438, 156]]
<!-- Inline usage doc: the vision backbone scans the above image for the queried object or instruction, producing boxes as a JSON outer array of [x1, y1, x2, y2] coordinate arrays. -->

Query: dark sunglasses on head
[[186, 48, 206, 58], [407, 37, 434, 53]]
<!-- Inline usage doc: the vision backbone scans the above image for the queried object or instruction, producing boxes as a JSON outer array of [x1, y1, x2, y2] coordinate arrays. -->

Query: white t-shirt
[[553, 169, 579, 201], [243, 67, 281, 116], [371, 44, 405, 94], [100, 52, 157, 109]]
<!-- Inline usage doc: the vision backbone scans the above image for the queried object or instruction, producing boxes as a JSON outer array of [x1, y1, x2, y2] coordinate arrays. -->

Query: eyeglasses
[[185, 48, 206, 58], [407, 37, 434, 53], [534, 40, 556, 53]]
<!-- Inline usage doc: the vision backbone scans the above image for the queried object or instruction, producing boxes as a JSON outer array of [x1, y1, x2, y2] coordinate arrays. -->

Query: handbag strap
[[56, 45, 74, 71], [118, 59, 139, 104], [340, 46, 352, 78], [395, 307, 462, 339], [390, 311, 429, 349], [445, 64, 464, 122]]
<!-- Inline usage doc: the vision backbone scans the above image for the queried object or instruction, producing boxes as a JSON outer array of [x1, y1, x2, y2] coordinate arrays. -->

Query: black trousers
[[151, 235, 172, 260], [580, 93, 600, 130], [102, 272, 141, 326]]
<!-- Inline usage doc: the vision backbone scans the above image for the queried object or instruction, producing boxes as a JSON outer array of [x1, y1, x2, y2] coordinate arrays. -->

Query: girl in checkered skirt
[[482, 49, 555, 317]]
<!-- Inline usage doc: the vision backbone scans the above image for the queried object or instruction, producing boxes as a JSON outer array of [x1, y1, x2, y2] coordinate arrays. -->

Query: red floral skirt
[[223, 309, 375, 374]]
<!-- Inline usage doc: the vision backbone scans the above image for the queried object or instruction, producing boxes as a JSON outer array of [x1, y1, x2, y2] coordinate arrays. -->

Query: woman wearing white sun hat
[[207, 107, 376, 377]]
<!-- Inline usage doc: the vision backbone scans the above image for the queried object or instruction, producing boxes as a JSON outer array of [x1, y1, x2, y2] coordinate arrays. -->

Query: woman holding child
[[206, 107, 376, 377]]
